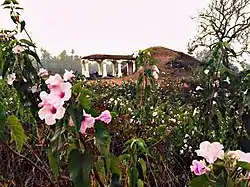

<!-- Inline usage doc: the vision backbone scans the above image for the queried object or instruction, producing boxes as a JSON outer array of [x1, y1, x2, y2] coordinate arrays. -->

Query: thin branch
[[1, 141, 57, 187], [93, 165, 105, 187], [190, 0, 250, 58], [146, 156, 158, 187]]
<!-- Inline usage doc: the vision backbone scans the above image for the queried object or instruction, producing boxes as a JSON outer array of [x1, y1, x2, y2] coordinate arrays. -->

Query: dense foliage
[[2, 0, 250, 187]]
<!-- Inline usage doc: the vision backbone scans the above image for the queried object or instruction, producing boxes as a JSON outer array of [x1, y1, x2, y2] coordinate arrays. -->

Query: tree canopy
[[188, 0, 250, 63]]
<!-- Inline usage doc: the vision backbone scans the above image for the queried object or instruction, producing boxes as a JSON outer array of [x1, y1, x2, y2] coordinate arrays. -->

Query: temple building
[[81, 54, 136, 78]]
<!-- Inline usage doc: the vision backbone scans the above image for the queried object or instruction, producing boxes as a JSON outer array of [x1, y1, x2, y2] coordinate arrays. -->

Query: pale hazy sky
[[0, 0, 210, 57]]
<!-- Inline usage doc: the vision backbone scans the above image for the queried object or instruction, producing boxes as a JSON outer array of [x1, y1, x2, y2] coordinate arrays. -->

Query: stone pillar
[[102, 60, 107, 77], [112, 62, 116, 76], [84, 60, 90, 77], [117, 60, 122, 77], [81, 59, 85, 75], [126, 62, 129, 75], [97, 62, 102, 75], [132, 61, 136, 73]]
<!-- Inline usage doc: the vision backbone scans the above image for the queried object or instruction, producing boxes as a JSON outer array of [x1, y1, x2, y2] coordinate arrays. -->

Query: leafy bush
[[2, 1, 250, 187]]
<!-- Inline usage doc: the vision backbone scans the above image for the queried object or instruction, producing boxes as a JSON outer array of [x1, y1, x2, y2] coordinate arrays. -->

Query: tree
[[73, 55, 81, 61], [40, 48, 52, 61], [71, 49, 75, 58], [40, 48, 53, 69], [58, 50, 71, 61], [195, 49, 212, 62], [188, 0, 250, 61]]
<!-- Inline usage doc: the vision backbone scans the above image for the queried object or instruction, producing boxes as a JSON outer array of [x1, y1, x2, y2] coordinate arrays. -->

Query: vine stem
[[11, 9, 40, 69], [93, 165, 105, 187], [78, 133, 105, 187], [23, 27, 40, 69], [2, 141, 57, 187], [146, 156, 158, 187]]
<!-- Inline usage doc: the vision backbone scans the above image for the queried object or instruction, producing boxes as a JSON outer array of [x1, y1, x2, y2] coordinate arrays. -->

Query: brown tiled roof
[[81, 54, 135, 60]]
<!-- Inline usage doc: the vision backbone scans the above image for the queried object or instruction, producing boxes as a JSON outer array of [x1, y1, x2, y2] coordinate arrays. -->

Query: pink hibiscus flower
[[38, 91, 62, 108], [46, 74, 72, 102], [80, 110, 95, 136], [152, 65, 160, 80], [50, 82, 72, 103], [12, 45, 24, 54], [38, 68, 49, 77], [228, 150, 250, 163], [38, 104, 65, 125], [7, 73, 16, 85], [190, 160, 210, 176], [63, 69, 75, 81], [69, 117, 74, 127], [38, 91, 65, 125], [46, 74, 63, 87], [195, 141, 224, 164], [152, 71, 159, 80], [95, 110, 112, 124]]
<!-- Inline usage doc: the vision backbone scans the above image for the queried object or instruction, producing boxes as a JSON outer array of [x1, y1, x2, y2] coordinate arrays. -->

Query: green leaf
[[137, 75, 143, 85], [138, 158, 146, 179], [226, 177, 234, 187], [94, 122, 111, 175], [119, 154, 131, 162], [137, 179, 144, 187], [216, 171, 227, 187], [3, 5, 11, 9], [0, 49, 3, 70], [79, 94, 91, 110], [68, 149, 84, 186], [11, 15, 17, 23], [20, 39, 36, 48], [238, 161, 250, 170], [15, 7, 23, 9], [25, 49, 41, 64], [94, 122, 111, 157], [130, 139, 137, 149], [137, 138, 150, 155], [20, 20, 25, 32], [128, 167, 139, 187], [2, 54, 13, 78], [0, 103, 6, 140], [6, 115, 26, 152], [110, 154, 121, 175], [110, 111, 118, 119], [122, 143, 133, 155], [67, 143, 76, 159], [207, 59, 214, 65], [1, 0, 11, 5], [68, 149, 93, 187], [48, 147, 59, 179], [157, 125, 166, 135], [137, 138, 146, 150], [50, 122, 65, 154], [74, 87, 92, 110], [68, 105, 83, 132], [145, 69, 152, 77], [214, 160, 224, 168], [239, 180, 249, 187], [72, 82, 83, 93], [10, 0, 19, 4], [124, 138, 135, 146], [189, 175, 209, 187], [95, 157, 105, 181], [81, 150, 93, 187]]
